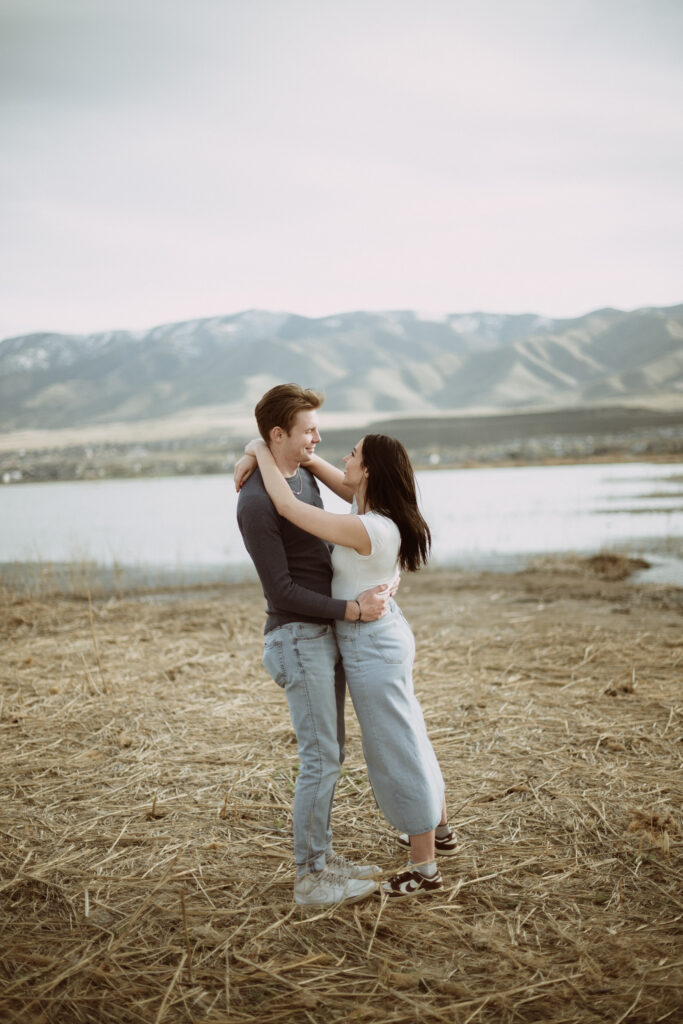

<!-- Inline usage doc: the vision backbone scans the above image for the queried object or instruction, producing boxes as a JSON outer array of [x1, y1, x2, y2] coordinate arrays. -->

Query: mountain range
[[1, 304, 682, 434]]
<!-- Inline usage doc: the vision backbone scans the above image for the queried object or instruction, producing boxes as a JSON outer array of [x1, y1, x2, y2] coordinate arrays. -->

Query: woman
[[244, 433, 456, 898]]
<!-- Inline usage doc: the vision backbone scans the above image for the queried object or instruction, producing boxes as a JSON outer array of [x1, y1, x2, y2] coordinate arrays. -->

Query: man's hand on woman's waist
[[344, 584, 391, 622]]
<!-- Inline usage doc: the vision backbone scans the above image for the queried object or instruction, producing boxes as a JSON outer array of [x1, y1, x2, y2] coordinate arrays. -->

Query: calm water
[[1, 462, 682, 586]]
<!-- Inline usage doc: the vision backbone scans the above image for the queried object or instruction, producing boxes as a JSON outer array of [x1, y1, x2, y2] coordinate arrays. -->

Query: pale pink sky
[[1, 0, 682, 340]]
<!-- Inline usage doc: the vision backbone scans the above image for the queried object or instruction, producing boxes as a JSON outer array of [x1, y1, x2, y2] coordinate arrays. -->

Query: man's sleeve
[[239, 492, 348, 620]]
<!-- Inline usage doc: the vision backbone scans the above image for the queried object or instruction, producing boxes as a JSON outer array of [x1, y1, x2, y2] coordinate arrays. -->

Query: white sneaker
[[294, 868, 378, 907], [326, 850, 381, 880]]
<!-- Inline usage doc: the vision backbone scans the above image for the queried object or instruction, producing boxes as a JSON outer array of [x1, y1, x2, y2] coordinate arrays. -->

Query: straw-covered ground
[[1, 556, 681, 1024]]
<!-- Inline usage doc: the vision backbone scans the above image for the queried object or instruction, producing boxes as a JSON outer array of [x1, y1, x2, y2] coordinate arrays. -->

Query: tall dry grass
[[0, 559, 681, 1023]]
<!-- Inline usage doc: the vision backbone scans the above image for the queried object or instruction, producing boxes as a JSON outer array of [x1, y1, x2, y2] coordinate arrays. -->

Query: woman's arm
[[246, 440, 371, 554], [235, 446, 354, 504], [301, 453, 354, 504], [234, 452, 257, 492]]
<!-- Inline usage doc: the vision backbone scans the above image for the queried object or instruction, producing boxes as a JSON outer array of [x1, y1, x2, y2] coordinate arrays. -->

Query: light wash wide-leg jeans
[[262, 622, 345, 877], [335, 600, 444, 836]]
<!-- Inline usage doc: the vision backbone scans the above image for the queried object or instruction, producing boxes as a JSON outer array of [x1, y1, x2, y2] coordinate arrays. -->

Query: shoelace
[[326, 852, 354, 871], [314, 867, 353, 887]]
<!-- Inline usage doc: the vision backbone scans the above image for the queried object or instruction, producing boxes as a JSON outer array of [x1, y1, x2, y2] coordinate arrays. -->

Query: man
[[235, 384, 389, 907]]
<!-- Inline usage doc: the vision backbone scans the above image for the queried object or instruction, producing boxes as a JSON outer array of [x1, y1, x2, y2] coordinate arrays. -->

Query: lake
[[1, 462, 682, 588]]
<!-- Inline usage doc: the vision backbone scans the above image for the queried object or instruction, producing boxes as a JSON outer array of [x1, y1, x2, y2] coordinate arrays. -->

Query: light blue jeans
[[335, 600, 444, 836], [262, 622, 345, 877]]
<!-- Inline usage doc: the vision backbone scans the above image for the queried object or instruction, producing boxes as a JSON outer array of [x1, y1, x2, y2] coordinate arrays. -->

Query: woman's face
[[343, 438, 367, 489]]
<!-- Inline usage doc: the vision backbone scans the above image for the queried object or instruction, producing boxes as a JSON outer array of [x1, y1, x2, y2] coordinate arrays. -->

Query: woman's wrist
[[355, 600, 362, 621], [244, 438, 266, 457]]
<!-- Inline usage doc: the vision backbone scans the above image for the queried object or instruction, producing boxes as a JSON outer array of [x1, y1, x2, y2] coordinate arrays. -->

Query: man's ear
[[269, 426, 285, 444]]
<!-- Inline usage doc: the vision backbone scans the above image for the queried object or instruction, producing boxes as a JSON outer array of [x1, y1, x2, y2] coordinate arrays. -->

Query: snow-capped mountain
[[1, 305, 682, 432]]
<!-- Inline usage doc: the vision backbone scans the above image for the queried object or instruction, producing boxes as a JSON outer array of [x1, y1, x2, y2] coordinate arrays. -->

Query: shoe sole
[[295, 887, 377, 908], [382, 886, 443, 899]]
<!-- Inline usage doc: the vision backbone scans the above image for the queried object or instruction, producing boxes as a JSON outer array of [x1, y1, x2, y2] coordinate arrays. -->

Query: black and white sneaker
[[381, 867, 443, 899], [396, 828, 458, 856]]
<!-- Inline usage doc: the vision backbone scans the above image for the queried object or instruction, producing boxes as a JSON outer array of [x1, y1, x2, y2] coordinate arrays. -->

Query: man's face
[[281, 409, 321, 466]]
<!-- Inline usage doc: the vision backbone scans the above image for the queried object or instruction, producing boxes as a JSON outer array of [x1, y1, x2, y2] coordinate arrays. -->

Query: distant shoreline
[[1, 450, 682, 486], [1, 402, 682, 484], [3, 538, 682, 597]]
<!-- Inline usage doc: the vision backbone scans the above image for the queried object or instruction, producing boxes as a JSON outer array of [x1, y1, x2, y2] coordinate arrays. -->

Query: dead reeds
[[1, 559, 681, 1023]]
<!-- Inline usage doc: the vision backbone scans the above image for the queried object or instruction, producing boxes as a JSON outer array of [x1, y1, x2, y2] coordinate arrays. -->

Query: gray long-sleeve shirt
[[236, 466, 347, 633]]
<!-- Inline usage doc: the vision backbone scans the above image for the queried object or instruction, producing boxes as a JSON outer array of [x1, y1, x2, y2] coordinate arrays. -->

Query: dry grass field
[[1, 557, 681, 1024]]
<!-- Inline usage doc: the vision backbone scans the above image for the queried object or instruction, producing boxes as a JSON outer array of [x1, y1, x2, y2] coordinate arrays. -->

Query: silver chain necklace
[[288, 467, 303, 495]]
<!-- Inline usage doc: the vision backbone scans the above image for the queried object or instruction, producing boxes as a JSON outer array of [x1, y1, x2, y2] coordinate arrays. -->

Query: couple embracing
[[235, 384, 455, 907]]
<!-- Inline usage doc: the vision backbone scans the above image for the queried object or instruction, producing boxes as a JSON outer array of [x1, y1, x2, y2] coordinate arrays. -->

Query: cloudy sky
[[1, 0, 682, 340]]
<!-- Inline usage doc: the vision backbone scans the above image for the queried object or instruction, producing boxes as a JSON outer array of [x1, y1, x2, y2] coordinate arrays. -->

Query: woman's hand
[[234, 439, 267, 492], [234, 453, 256, 492]]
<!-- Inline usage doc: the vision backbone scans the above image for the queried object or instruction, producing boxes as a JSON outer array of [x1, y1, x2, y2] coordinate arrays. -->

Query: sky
[[1, 0, 682, 341]]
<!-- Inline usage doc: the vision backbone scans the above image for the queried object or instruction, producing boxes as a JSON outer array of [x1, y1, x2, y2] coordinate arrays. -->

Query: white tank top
[[331, 511, 400, 600]]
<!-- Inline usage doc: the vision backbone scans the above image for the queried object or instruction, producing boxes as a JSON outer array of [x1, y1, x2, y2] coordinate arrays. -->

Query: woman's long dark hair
[[361, 434, 431, 573]]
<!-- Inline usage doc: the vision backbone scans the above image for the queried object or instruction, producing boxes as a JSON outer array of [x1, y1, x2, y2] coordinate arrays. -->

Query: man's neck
[[270, 446, 299, 479]]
